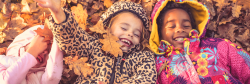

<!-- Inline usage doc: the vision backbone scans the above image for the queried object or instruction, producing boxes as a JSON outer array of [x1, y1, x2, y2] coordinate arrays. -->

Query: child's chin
[[120, 47, 130, 52]]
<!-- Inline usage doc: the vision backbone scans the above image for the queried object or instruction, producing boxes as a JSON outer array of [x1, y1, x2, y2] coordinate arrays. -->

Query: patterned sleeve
[[218, 40, 250, 83], [48, 9, 99, 57], [122, 51, 157, 84]]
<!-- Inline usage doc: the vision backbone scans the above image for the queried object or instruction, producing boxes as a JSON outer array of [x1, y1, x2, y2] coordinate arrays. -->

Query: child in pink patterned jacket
[[149, 0, 250, 83], [0, 25, 63, 84]]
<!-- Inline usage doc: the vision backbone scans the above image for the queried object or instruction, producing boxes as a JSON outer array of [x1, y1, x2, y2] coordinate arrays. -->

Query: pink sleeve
[[0, 52, 37, 84], [41, 39, 63, 84], [218, 40, 250, 83]]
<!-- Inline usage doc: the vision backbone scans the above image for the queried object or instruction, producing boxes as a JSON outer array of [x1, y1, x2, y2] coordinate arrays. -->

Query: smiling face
[[161, 9, 192, 49], [110, 12, 143, 52], [25, 42, 51, 68]]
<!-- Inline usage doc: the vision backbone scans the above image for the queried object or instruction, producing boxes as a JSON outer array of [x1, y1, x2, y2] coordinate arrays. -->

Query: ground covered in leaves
[[0, 0, 250, 83]]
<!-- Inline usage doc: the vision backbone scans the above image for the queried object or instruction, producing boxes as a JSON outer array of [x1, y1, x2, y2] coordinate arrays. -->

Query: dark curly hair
[[156, 1, 196, 40]]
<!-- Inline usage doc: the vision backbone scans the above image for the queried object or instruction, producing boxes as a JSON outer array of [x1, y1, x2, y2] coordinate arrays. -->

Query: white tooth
[[175, 38, 184, 41]]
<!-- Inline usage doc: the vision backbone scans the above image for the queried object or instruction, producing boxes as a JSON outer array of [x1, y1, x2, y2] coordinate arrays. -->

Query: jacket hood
[[149, 0, 210, 54]]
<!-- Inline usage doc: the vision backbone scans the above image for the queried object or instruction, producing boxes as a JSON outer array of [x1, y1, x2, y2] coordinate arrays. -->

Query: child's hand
[[34, 0, 61, 13], [35, 0, 66, 23], [26, 35, 48, 58]]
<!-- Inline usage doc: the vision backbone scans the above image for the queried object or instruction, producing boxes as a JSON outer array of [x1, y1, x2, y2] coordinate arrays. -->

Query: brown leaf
[[142, 0, 153, 17], [232, 4, 242, 18], [235, 28, 250, 43], [34, 19, 53, 42], [227, 24, 238, 42], [219, 17, 234, 25], [11, 3, 22, 12], [100, 34, 123, 57], [71, 4, 88, 30], [3, 3, 12, 18], [90, 13, 100, 24], [67, 0, 78, 4], [237, 0, 250, 10], [0, 32, 6, 43], [104, 0, 113, 8], [214, 0, 230, 12]]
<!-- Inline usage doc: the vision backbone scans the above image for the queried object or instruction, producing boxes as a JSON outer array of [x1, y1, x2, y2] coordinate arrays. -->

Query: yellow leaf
[[71, 4, 88, 30], [237, 0, 250, 9], [89, 21, 107, 34], [232, 5, 242, 18], [0, 13, 8, 32], [100, 34, 123, 57], [104, 0, 113, 8]]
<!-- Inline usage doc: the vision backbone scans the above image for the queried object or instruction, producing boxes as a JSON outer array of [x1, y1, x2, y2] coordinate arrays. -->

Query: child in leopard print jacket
[[35, 0, 157, 83]]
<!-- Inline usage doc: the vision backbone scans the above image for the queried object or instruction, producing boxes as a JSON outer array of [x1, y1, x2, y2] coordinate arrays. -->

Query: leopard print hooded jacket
[[49, 1, 156, 84]]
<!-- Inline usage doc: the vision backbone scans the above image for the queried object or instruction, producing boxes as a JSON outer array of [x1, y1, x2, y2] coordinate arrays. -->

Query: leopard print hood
[[100, 1, 149, 30]]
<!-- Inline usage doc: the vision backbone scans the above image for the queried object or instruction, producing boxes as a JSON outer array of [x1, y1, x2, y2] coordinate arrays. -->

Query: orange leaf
[[34, 19, 53, 42], [89, 21, 107, 34], [232, 4, 242, 18], [104, 0, 113, 8], [215, 0, 230, 12], [71, 4, 88, 30], [100, 34, 123, 57], [0, 47, 7, 55]]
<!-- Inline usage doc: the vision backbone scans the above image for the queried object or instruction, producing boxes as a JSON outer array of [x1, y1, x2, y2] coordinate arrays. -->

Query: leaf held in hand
[[34, 19, 53, 42]]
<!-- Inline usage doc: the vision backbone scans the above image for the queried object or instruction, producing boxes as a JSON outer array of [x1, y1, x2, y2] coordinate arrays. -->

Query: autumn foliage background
[[0, 0, 250, 83]]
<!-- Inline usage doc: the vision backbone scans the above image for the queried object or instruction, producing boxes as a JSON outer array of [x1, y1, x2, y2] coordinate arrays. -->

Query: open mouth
[[120, 38, 133, 47], [36, 55, 43, 63], [174, 38, 184, 41]]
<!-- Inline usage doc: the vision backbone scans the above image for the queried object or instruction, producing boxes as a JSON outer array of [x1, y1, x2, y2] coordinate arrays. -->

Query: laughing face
[[110, 12, 143, 52], [161, 9, 192, 49], [25, 42, 51, 68]]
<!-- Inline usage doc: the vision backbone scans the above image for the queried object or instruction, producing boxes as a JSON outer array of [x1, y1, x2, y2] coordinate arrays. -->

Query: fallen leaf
[[11, 3, 22, 12], [104, 0, 113, 8], [237, 0, 250, 10], [0, 47, 7, 55], [67, 0, 78, 4], [64, 56, 93, 77], [100, 34, 123, 57], [0, 13, 8, 32], [3, 3, 12, 18], [89, 21, 106, 34], [232, 4, 242, 18], [214, 0, 230, 12], [219, 17, 233, 25], [71, 4, 88, 30], [0, 32, 6, 43], [90, 13, 101, 24], [34, 19, 53, 42], [142, 0, 153, 17]]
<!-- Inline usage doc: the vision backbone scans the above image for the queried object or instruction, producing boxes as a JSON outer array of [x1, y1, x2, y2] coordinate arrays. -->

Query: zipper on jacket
[[109, 57, 121, 84]]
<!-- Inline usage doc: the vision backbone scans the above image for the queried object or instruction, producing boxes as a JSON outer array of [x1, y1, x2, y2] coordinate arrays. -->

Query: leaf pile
[[1, 0, 250, 83], [201, 0, 250, 54]]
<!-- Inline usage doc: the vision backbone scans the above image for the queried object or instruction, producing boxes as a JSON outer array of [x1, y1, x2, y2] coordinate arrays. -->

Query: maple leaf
[[71, 4, 88, 30], [11, 3, 22, 12], [100, 34, 123, 57], [21, 0, 39, 14], [0, 47, 7, 55], [90, 13, 101, 24], [219, 17, 233, 25], [215, 0, 230, 12], [89, 21, 107, 34], [104, 0, 113, 8], [142, 0, 153, 17], [34, 19, 53, 42], [232, 4, 242, 18], [64, 56, 93, 77]]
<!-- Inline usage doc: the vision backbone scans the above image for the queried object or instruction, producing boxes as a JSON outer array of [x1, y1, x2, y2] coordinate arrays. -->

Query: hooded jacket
[[49, 1, 156, 84], [149, 0, 250, 83]]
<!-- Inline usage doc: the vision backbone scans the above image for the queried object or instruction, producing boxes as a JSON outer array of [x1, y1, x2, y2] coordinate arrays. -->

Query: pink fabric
[[0, 25, 63, 84]]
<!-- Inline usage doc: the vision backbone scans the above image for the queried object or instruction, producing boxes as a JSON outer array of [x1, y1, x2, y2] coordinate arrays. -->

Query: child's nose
[[127, 32, 133, 37], [175, 26, 184, 33]]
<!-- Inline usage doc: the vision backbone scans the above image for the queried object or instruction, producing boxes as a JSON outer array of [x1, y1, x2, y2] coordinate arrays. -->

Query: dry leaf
[[104, 0, 113, 8], [64, 56, 93, 77], [215, 0, 230, 12], [34, 19, 53, 42], [11, 3, 22, 12], [90, 13, 101, 24], [100, 34, 123, 57], [3, 3, 12, 18], [67, 0, 78, 4], [142, 0, 153, 17], [232, 4, 242, 18], [219, 17, 233, 25], [237, 0, 250, 9], [0, 32, 6, 43], [89, 21, 106, 34], [0, 13, 8, 32], [0, 47, 7, 55], [71, 4, 88, 30]]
